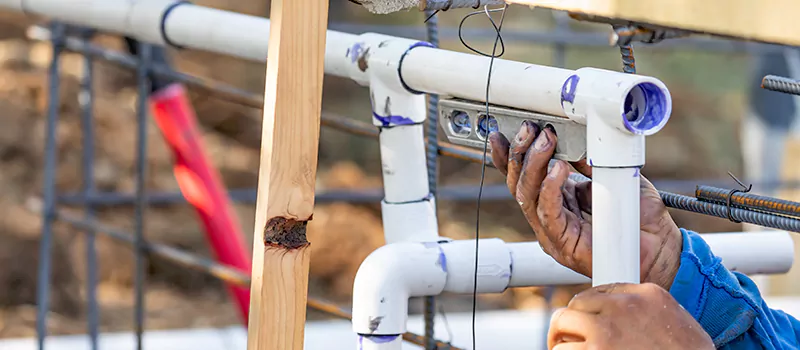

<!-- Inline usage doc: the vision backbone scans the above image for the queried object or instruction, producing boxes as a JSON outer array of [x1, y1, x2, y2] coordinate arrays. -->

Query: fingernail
[[549, 161, 562, 178], [545, 124, 557, 137], [533, 130, 550, 151], [515, 122, 531, 143]]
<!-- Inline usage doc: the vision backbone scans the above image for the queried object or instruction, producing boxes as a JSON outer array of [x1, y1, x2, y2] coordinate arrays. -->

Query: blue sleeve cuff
[[668, 229, 761, 347]]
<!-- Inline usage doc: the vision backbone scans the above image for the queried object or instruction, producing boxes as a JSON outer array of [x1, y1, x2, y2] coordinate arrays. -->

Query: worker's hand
[[488, 123, 683, 290], [548, 283, 714, 350]]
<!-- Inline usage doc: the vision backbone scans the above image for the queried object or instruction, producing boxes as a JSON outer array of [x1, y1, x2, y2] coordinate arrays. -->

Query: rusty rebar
[[696, 185, 800, 219]]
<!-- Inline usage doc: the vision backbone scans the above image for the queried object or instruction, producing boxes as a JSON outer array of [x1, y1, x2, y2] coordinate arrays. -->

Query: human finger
[[575, 181, 592, 215], [516, 126, 557, 216], [569, 158, 593, 179], [562, 179, 581, 217], [566, 283, 633, 314], [506, 121, 539, 196], [537, 160, 571, 239], [488, 131, 510, 175], [548, 308, 599, 350]]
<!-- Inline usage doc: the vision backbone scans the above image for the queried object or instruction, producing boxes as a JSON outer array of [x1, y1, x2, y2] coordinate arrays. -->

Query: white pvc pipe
[[163, 4, 356, 76], [1, 0, 656, 121], [400, 47, 574, 117], [353, 232, 794, 337], [379, 125, 429, 203], [591, 167, 641, 286]]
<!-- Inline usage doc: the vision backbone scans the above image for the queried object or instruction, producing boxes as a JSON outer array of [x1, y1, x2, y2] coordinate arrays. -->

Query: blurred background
[[0, 0, 799, 345]]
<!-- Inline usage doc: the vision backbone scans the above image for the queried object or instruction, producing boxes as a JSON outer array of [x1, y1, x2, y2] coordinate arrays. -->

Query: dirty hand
[[548, 283, 714, 350], [488, 122, 683, 290]]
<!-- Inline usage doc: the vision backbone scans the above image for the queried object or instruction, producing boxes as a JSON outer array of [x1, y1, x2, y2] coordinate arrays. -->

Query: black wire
[[457, 4, 508, 349], [458, 8, 507, 58]]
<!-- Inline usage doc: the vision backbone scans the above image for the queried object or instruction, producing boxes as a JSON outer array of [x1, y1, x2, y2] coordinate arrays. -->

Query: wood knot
[[263, 217, 310, 249]]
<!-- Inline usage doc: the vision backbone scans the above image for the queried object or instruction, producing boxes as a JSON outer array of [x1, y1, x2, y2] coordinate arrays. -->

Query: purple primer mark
[[588, 158, 594, 166], [436, 247, 448, 273], [508, 251, 514, 276], [633, 168, 640, 177], [622, 82, 669, 135], [348, 42, 365, 63], [372, 111, 415, 127], [364, 335, 399, 344], [560, 74, 580, 108]]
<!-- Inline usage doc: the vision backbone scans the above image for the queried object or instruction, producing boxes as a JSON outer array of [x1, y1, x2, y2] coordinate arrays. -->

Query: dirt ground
[[0, 4, 752, 339]]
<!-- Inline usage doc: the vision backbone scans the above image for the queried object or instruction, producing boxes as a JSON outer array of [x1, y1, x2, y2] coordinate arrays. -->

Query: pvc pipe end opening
[[622, 82, 671, 135]]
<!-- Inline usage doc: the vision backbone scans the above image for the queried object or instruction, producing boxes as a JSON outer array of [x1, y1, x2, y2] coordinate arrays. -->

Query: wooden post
[[246, 0, 329, 348]]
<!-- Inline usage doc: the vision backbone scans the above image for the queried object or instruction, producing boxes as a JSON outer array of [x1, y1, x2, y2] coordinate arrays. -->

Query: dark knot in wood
[[263, 217, 310, 249]]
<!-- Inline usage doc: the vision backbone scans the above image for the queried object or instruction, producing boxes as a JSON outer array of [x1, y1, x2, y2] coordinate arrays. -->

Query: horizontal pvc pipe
[[508, 230, 795, 287], [400, 47, 573, 116], [1, 0, 663, 117], [353, 232, 793, 334]]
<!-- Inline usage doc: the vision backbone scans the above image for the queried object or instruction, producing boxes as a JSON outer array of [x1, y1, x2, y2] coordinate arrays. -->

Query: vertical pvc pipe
[[591, 167, 641, 286], [149, 83, 252, 322], [36, 21, 64, 350]]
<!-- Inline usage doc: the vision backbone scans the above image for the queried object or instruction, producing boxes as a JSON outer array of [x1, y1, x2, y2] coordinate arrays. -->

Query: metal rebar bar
[[696, 185, 800, 219], [568, 173, 800, 233], [40, 205, 464, 350], [613, 26, 637, 74], [762, 75, 800, 96], [133, 41, 152, 350], [35, 21, 64, 350], [78, 32, 99, 350], [423, 9, 440, 350], [56, 185, 516, 206]]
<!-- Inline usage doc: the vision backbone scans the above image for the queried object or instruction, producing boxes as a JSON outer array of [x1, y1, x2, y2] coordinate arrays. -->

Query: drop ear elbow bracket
[[438, 98, 587, 162]]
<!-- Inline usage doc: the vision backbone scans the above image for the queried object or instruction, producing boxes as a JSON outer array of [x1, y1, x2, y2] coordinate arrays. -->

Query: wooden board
[[507, 0, 800, 46], [245, 0, 329, 348]]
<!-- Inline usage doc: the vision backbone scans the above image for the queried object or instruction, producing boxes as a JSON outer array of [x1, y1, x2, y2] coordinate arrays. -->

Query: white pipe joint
[[352, 242, 448, 336], [352, 239, 510, 335], [564, 67, 672, 167], [342, 33, 432, 127]]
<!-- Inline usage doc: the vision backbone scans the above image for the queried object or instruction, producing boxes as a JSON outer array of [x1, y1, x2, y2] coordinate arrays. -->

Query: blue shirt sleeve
[[669, 229, 800, 349]]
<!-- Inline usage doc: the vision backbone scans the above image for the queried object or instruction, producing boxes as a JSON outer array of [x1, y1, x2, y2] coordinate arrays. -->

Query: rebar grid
[[28, 14, 800, 350]]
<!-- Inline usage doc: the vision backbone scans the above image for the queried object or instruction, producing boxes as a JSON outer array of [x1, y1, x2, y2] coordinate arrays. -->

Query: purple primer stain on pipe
[[348, 42, 365, 63], [633, 168, 640, 177], [361, 334, 399, 346], [560, 74, 580, 108], [436, 247, 448, 273], [373, 111, 415, 127], [622, 82, 669, 135]]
